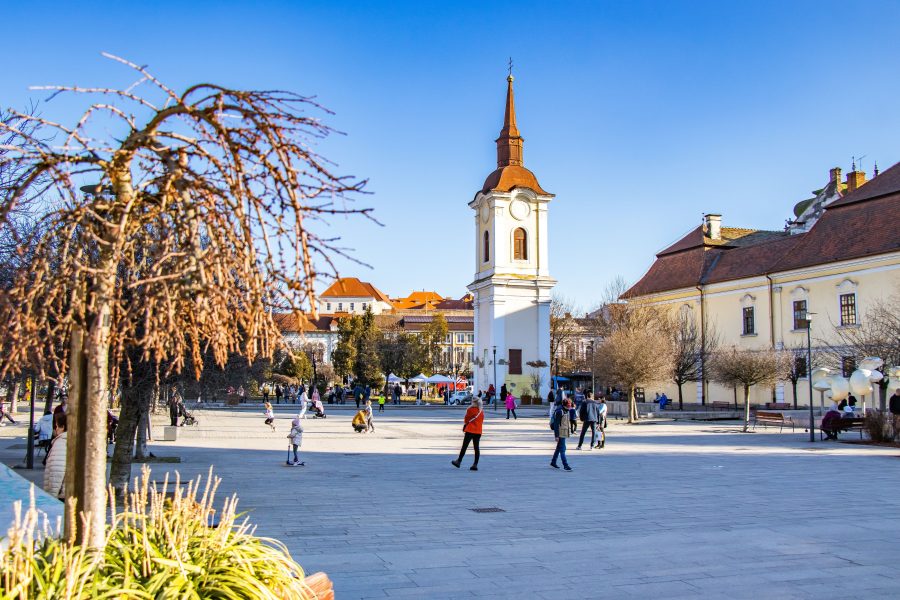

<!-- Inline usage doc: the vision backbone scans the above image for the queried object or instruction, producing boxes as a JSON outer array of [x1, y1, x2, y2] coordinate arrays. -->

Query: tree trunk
[[628, 386, 638, 424], [43, 379, 56, 415], [791, 381, 798, 410], [742, 385, 751, 432], [8, 379, 20, 416], [108, 388, 142, 497], [676, 382, 684, 411], [66, 295, 114, 549]]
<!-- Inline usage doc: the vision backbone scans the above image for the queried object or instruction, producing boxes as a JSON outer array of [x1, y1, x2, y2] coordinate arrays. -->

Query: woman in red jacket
[[451, 396, 484, 471]]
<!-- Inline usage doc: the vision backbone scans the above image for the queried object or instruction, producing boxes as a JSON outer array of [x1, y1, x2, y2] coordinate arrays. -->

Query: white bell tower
[[468, 74, 555, 400]]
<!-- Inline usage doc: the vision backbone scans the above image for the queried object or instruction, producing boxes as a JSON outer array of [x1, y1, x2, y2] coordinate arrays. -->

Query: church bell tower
[[467, 74, 555, 399]]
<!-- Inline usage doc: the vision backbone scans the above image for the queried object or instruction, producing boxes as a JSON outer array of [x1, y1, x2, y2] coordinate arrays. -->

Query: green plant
[[2, 468, 320, 599]]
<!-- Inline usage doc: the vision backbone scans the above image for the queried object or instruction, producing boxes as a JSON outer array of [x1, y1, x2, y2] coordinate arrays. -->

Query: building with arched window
[[467, 74, 555, 398], [513, 227, 527, 260]]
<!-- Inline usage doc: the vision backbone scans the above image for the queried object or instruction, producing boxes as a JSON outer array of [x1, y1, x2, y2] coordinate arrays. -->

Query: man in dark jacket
[[890, 388, 900, 416], [550, 400, 573, 471], [353, 384, 364, 409], [576, 391, 600, 450]]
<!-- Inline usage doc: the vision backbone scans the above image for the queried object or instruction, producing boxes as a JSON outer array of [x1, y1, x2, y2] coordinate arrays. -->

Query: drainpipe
[[766, 273, 777, 403], [696, 284, 706, 405]]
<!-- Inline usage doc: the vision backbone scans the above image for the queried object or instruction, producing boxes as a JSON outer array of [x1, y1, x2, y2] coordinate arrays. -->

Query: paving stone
[[4, 408, 900, 598]]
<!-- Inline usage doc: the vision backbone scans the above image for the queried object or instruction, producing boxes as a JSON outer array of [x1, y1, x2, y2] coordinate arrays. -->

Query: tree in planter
[[669, 311, 719, 410], [0, 56, 367, 547], [593, 303, 673, 423], [710, 347, 791, 432], [526, 359, 548, 400]]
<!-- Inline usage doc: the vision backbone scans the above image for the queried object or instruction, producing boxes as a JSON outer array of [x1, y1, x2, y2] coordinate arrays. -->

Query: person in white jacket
[[43, 413, 67, 500], [287, 403, 307, 466]]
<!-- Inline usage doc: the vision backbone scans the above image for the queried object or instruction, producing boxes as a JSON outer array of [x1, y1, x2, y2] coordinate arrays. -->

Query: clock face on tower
[[509, 198, 530, 221]]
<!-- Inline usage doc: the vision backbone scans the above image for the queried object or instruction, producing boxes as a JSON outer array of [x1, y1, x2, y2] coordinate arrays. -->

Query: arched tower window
[[483, 231, 490, 262], [513, 228, 527, 260]]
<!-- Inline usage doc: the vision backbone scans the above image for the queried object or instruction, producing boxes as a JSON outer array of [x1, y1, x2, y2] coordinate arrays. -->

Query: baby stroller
[[309, 399, 327, 418], [180, 405, 199, 427]]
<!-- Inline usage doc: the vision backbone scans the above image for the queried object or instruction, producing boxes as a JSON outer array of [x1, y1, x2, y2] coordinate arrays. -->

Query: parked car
[[448, 391, 473, 405]]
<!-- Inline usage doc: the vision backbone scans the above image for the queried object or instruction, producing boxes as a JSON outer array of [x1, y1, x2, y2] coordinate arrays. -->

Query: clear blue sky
[[4, 1, 899, 311]]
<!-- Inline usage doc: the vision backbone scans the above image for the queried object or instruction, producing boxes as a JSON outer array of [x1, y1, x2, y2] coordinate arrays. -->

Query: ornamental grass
[[1, 468, 319, 599]]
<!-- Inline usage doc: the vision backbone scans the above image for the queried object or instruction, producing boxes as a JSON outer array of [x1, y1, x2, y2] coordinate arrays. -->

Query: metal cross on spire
[[507, 57, 513, 78]]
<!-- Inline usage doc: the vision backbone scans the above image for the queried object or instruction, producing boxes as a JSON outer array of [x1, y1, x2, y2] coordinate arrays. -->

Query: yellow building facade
[[624, 164, 900, 408]]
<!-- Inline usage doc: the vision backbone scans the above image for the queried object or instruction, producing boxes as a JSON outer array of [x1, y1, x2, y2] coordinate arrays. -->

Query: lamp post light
[[804, 312, 816, 443], [492, 345, 497, 412]]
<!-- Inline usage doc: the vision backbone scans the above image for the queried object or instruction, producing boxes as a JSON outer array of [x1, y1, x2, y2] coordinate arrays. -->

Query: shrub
[[864, 411, 897, 443], [1, 468, 320, 599]]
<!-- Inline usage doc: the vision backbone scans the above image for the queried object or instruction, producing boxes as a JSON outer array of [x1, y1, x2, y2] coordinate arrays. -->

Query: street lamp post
[[25, 374, 36, 469], [588, 340, 595, 396], [492, 345, 497, 412], [805, 312, 816, 443]]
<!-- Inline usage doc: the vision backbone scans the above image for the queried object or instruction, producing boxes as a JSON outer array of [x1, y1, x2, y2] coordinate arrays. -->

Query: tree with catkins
[[0, 55, 370, 548], [710, 347, 791, 432]]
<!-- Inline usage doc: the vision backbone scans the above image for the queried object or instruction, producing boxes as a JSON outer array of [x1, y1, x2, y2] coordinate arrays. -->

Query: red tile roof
[[320, 277, 391, 303], [623, 161, 900, 298]]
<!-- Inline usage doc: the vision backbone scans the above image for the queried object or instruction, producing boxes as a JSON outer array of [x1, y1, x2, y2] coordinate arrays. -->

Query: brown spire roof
[[481, 75, 550, 196]]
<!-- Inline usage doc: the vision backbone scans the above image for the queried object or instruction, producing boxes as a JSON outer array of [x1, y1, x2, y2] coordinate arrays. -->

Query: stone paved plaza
[[3, 407, 900, 599]]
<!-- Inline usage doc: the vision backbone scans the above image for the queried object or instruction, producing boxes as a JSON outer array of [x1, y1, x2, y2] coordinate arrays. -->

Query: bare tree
[[710, 347, 791, 432], [526, 359, 548, 399], [594, 302, 674, 423], [818, 292, 900, 410], [0, 56, 368, 547], [783, 344, 807, 410], [670, 312, 719, 410], [550, 295, 580, 377]]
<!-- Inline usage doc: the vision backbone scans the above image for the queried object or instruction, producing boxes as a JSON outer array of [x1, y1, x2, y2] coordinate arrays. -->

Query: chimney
[[829, 167, 842, 184], [845, 170, 866, 192], [704, 214, 722, 240]]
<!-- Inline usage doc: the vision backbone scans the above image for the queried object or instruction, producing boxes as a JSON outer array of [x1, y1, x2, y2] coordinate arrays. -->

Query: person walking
[[393, 383, 401, 405], [0, 397, 16, 424], [451, 396, 483, 471], [168, 391, 182, 427], [43, 413, 68, 499], [576, 391, 599, 450], [264, 401, 276, 432], [595, 393, 608, 449], [550, 399, 573, 471], [568, 398, 578, 435], [505, 392, 517, 420], [262, 384, 270, 404], [353, 383, 364, 409], [275, 385, 283, 405]]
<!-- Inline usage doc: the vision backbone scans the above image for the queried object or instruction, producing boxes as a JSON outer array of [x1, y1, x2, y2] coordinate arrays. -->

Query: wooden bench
[[753, 411, 795, 432], [821, 416, 865, 440], [711, 401, 732, 411]]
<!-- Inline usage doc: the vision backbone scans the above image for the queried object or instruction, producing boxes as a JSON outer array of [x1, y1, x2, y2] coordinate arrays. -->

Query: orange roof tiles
[[320, 277, 391, 303]]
